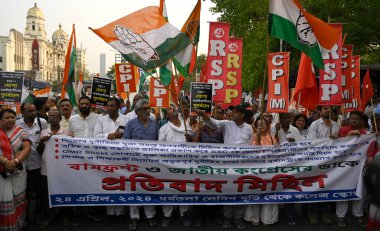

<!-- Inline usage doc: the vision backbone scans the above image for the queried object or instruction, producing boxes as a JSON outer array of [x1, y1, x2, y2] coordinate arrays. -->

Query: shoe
[[235, 218, 246, 230], [352, 216, 366, 228], [181, 214, 192, 227], [86, 212, 103, 222], [337, 218, 346, 228], [129, 219, 138, 231], [251, 221, 260, 226], [288, 219, 296, 226], [308, 212, 318, 225], [62, 217, 71, 226], [161, 217, 171, 228], [147, 218, 158, 227], [71, 216, 81, 226], [222, 218, 232, 228], [321, 212, 333, 225]]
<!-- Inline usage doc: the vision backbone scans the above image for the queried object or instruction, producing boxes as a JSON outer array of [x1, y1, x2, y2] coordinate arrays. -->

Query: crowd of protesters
[[0, 94, 380, 231]]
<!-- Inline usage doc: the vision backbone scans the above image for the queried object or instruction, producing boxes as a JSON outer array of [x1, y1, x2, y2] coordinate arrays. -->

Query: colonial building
[[0, 3, 86, 87]]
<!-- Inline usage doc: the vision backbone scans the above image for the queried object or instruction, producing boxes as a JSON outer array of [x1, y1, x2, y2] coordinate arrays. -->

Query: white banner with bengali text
[[46, 134, 374, 207]]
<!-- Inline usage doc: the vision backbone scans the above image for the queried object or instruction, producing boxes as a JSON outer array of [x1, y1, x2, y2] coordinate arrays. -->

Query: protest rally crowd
[[0, 93, 379, 231]]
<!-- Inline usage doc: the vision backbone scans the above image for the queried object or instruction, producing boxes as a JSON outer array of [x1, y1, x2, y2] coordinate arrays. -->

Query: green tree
[[210, 0, 270, 92], [182, 54, 207, 91], [106, 65, 115, 79]]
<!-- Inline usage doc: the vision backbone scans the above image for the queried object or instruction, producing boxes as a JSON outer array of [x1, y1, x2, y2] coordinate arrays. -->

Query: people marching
[[1, 93, 380, 231]]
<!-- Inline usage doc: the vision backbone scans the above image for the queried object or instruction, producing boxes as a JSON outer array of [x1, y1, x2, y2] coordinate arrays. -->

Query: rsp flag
[[319, 24, 342, 106], [267, 52, 290, 113], [205, 22, 230, 104], [115, 63, 138, 93], [223, 38, 243, 107]]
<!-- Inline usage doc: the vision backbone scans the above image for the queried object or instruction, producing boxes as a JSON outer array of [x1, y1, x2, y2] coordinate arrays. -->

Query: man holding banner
[[94, 98, 128, 223], [123, 99, 158, 231], [198, 105, 252, 230]]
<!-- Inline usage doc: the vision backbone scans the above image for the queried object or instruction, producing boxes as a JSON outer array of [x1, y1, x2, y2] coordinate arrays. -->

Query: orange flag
[[293, 53, 319, 110], [361, 69, 374, 110]]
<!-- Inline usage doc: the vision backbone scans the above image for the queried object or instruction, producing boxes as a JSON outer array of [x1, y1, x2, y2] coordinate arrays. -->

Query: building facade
[[0, 3, 87, 86]]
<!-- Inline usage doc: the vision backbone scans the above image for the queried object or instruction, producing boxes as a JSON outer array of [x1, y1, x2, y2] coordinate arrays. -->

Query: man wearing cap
[[198, 105, 252, 230]]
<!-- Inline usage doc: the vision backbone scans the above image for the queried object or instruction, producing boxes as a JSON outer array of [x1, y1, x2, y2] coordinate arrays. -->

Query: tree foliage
[[210, 0, 380, 91]]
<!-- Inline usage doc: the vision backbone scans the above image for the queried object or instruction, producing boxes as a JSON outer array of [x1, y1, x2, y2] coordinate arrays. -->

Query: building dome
[[27, 3, 45, 20], [52, 23, 68, 42]]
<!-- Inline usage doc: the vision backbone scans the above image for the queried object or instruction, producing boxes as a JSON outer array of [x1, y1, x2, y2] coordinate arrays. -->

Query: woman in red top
[[338, 111, 368, 137], [336, 111, 368, 228]]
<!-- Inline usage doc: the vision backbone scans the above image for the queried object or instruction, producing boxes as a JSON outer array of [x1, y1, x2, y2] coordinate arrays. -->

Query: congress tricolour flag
[[173, 0, 201, 77], [159, 0, 173, 86], [90, 6, 191, 71], [269, 0, 339, 69], [61, 24, 77, 107]]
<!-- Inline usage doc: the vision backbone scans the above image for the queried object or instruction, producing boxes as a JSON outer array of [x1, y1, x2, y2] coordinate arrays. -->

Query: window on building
[[32, 21, 35, 31], [0, 57, 2, 63]]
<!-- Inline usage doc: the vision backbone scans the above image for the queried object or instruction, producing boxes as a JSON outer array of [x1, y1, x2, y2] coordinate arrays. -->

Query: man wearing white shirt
[[68, 96, 100, 224], [198, 105, 252, 230], [94, 98, 128, 139], [306, 106, 339, 225], [272, 113, 299, 143], [93, 98, 128, 222], [158, 108, 193, 228], [69, 96, 99, 138]]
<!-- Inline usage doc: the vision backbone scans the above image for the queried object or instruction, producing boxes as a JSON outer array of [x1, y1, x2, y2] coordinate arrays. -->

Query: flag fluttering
[[159, 0, 173, 86], [76, 70, 84, 97], [34, 86, 53, 98], [269, 0, 339, 69], [61, 24, 77, 107], [173, 0, 201, 76], [90, 6, 191, 71], [293, 53, 319, 110], [361, 69, 374, 110]]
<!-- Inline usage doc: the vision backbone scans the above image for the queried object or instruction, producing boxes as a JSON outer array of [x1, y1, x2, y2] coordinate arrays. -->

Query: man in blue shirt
[[123, 99, 158, 231]]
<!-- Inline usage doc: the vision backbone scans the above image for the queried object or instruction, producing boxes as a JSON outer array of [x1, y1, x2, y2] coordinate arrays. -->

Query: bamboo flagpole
[[172, 63, 189, 135], [371, 98, 379, 134]]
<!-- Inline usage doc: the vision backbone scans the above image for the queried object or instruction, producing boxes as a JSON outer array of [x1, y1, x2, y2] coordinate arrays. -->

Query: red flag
[[293, 53, 319, 111], [267, 52, 290, 113], [188, 45, 197, 74], [361, 69, 374, 110], [199, 62, 207, 82], [170, 75, 184, 106]]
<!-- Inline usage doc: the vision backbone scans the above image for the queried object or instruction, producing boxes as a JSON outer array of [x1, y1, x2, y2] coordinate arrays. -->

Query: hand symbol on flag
[[114, 26, 159, 64]]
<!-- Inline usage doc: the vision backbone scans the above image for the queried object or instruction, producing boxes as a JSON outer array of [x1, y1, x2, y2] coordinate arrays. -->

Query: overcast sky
[[0, 0, 219, 74]]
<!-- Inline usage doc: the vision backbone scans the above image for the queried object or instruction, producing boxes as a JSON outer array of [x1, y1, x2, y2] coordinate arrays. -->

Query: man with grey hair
[[123, 99, 158, 231], [125, 94, 155, 124]]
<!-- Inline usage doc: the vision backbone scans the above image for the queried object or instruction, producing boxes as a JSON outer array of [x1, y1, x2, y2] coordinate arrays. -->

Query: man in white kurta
[[93, 98, 128, 220], [158, 108, 193, 228]]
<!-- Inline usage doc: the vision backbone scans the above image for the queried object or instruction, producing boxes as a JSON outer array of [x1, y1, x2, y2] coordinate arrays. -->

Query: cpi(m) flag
[[90, 6, 191, 71], [293, 53, 319, 111], [361, 69, 374, 110], [267, 52, 290, 113], [269, 0, 339, 70], [61, 24, 77, 107]]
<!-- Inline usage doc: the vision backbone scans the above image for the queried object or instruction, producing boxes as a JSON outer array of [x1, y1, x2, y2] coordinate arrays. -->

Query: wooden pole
[[260, 34, 270, 115], [329, 107, 333, 137], [371, 98, 379, 134], [172, 64, 189, 135], [297, 91, 301, 113]]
